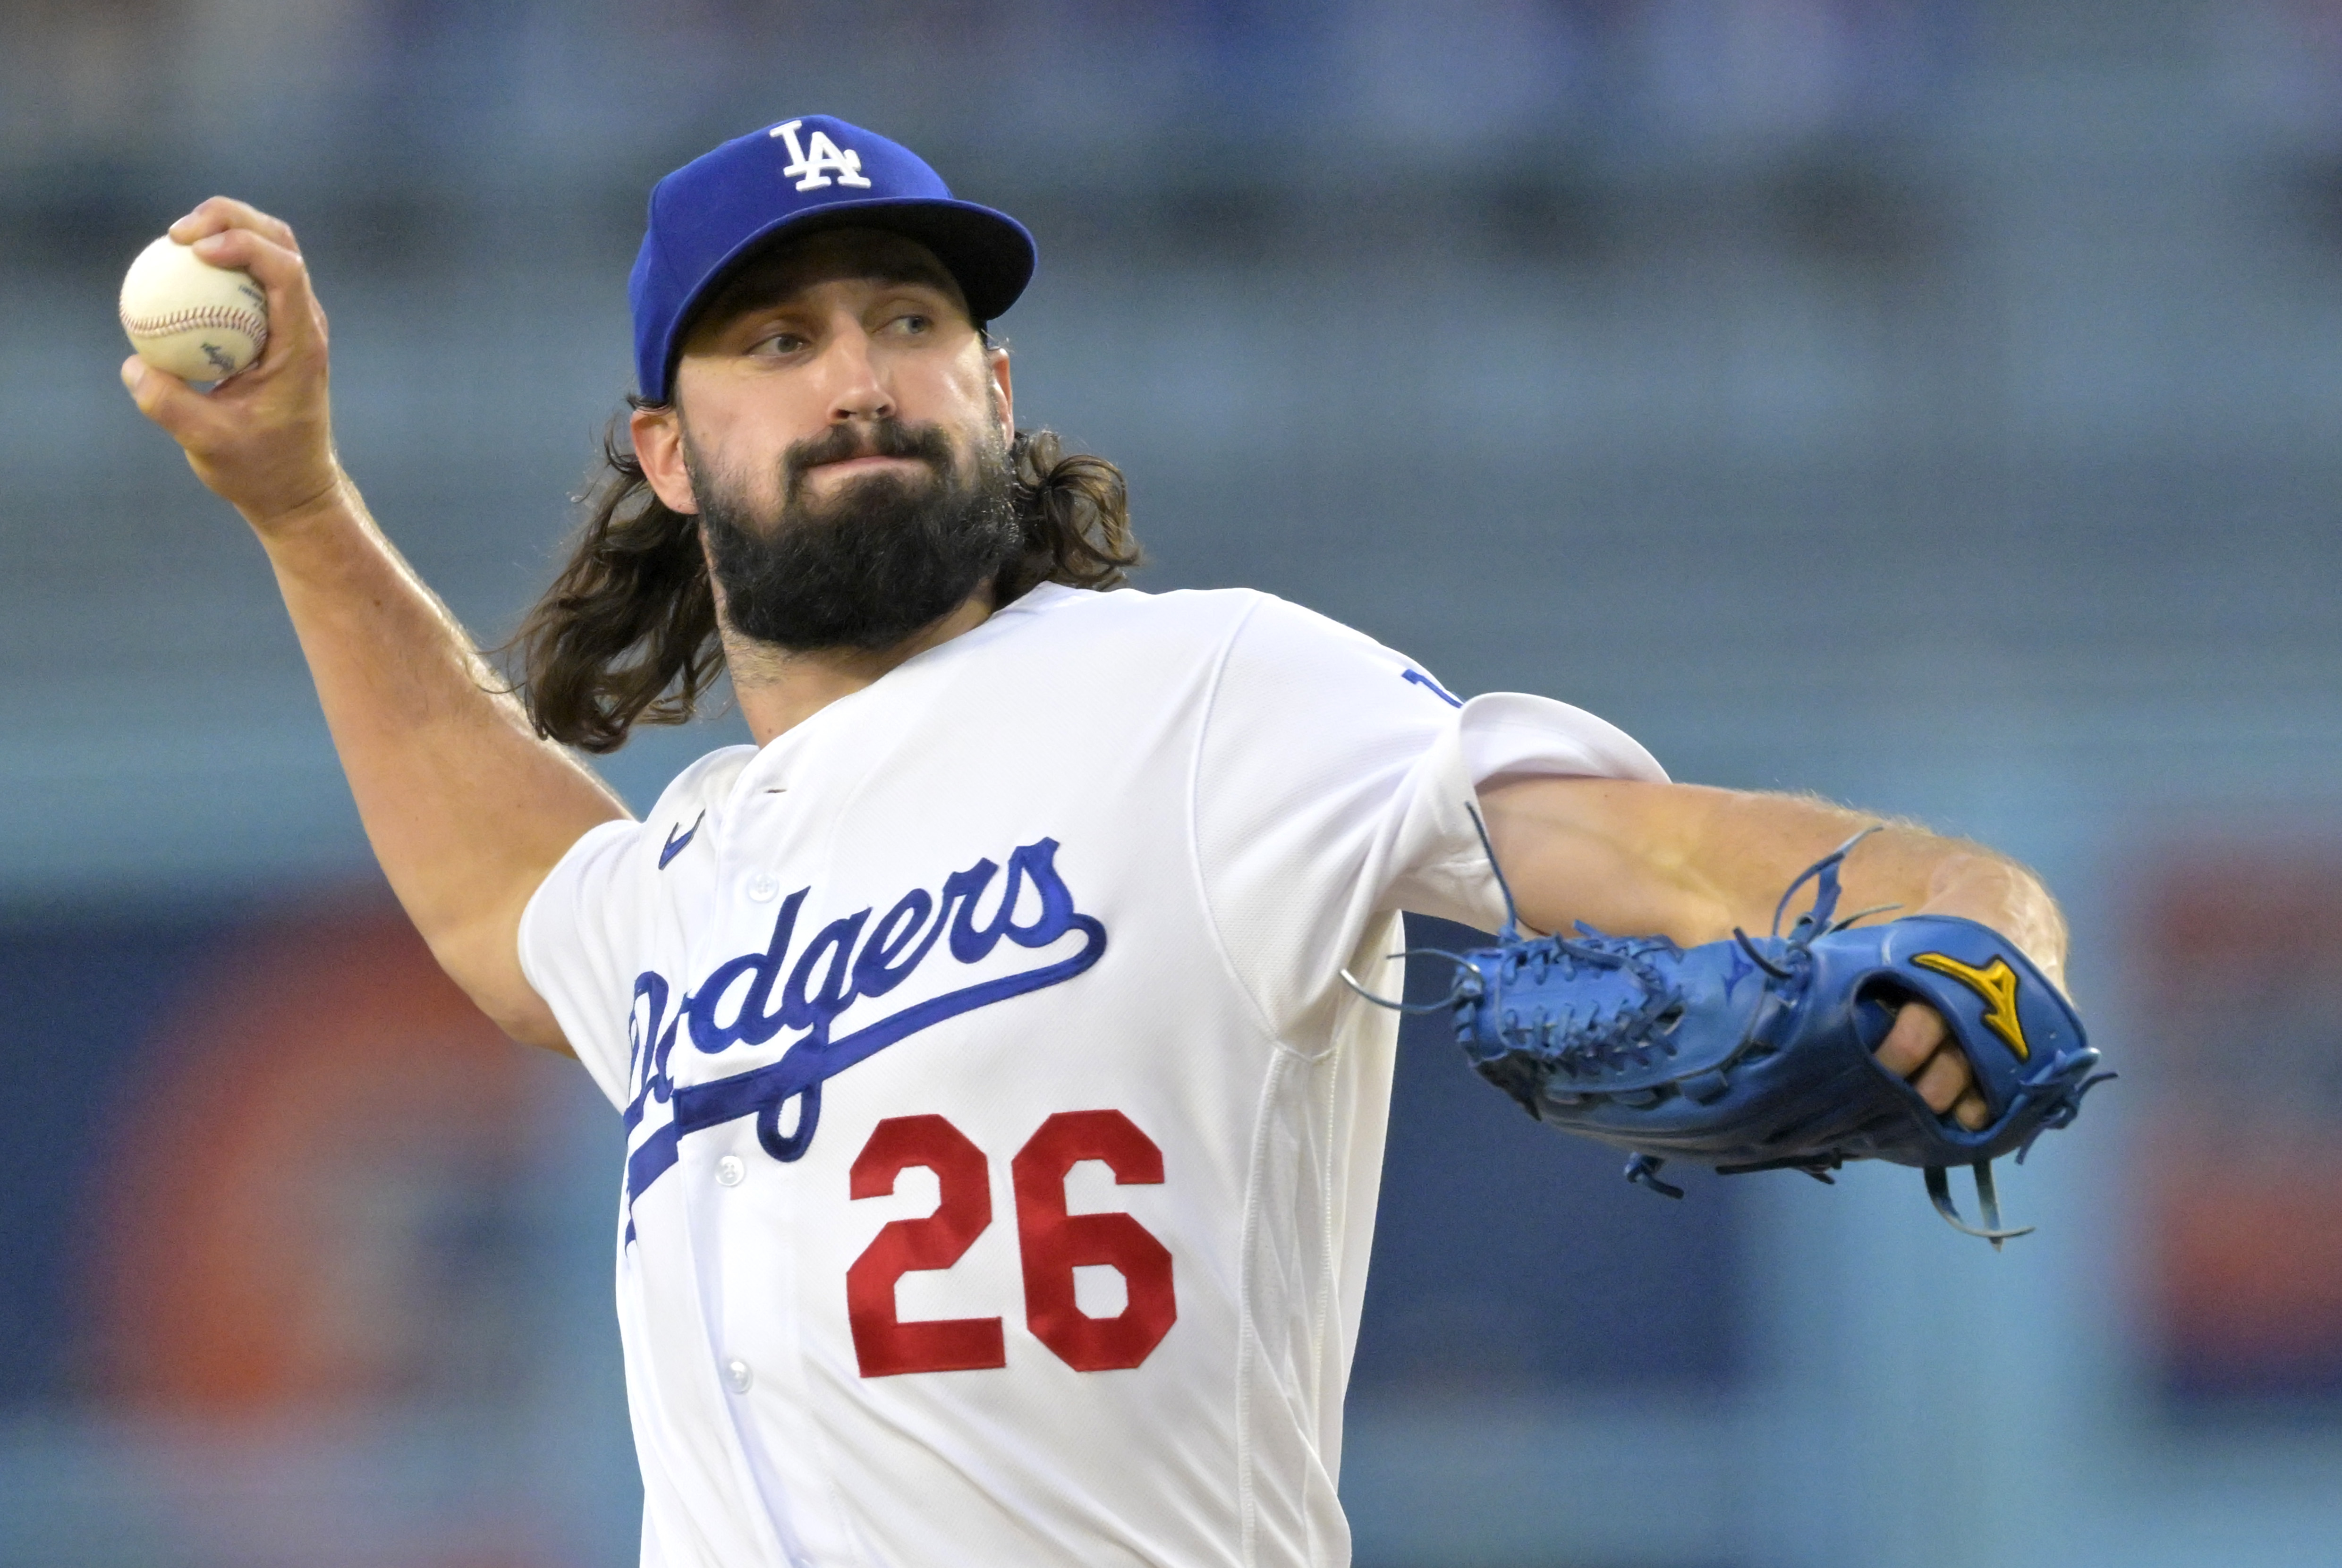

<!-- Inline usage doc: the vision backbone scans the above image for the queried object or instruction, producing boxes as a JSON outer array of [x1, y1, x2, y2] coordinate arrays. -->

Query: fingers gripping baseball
[[119, 198, 344, 530], [170, 196, 301, 254], [1874, 1002, 1988, 1130]]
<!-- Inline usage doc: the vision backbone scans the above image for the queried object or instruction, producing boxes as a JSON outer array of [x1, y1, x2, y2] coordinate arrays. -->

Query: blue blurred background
[[6, 1, 2342, 1564]]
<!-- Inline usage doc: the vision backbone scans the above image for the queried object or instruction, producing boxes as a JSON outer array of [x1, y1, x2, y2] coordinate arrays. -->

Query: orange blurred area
[[81, 901, 554, 1416], [2148, 1131, 2342, 1388], [2137, 848, 2342, 993], [2133, 843, 2342, 1401]]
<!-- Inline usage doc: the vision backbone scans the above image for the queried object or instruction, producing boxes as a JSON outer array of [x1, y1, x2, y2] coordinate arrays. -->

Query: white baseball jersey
[[519, 583, 1663, 1568]]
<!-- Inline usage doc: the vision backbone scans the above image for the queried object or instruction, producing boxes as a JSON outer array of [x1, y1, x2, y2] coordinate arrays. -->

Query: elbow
[[417, 913, 573, 1055]]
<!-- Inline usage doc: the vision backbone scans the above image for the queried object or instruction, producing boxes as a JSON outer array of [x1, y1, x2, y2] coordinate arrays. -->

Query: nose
[[821, 323, 894, 426]]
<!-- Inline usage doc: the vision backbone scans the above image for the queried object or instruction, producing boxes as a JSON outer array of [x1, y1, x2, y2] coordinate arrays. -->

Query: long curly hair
[[504, 414, 1142, 753]]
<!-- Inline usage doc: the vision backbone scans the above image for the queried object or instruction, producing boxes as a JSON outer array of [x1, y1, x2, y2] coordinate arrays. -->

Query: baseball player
[[123, 117, 2064, 1568]]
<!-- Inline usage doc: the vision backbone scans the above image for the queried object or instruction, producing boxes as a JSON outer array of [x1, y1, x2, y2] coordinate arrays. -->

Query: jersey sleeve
[[518, 816, 652, 1111], [1192, 594, 1665, 1037]]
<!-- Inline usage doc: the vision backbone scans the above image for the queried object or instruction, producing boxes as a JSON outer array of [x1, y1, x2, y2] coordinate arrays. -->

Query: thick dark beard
[[690, 417, 1022, 653]]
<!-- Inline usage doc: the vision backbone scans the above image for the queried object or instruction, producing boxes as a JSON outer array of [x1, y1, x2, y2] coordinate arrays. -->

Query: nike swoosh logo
[[659, 810, 704, 870]]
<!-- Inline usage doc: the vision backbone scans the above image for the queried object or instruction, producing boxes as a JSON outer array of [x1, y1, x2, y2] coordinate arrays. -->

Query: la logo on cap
[[770, 119, 873, 192]]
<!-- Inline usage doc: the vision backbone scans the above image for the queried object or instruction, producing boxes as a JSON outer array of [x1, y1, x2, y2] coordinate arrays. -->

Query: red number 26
[[847, 1110, 1177, 1377]]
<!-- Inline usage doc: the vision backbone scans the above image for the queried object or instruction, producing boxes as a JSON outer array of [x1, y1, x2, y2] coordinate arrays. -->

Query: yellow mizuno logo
[[1911, 953, 2028, 1060]]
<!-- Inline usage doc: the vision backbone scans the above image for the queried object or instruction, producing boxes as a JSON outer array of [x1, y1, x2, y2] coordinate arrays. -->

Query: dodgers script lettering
[[618, 837, 1105, 1236]]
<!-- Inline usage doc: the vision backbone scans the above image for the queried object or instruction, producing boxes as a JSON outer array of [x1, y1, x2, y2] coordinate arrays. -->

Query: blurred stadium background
[[5, 0, 2342, 1564]]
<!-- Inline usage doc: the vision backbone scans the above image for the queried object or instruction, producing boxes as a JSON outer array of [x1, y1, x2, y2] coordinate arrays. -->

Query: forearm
[[1479, 777, 2068, 985], [260, 476, 628, 1033], [121, 200, 628, 1047]]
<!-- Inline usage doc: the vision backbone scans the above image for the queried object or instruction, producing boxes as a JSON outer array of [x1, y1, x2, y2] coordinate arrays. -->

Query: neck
[[728, 589, 998, 745]]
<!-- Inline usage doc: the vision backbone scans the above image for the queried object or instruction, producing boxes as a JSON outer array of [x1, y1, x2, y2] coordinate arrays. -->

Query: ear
[[985, 345, 1014, 446], [630, 404, 699, 514]]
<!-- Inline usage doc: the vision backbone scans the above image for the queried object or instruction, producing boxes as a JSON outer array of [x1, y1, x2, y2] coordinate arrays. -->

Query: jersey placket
[[624, 771, 798, 1568], [704, 745, 864, 1565]]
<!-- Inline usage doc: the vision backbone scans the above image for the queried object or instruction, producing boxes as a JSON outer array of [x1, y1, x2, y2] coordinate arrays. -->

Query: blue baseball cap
[[628, 115, 1036, 405]]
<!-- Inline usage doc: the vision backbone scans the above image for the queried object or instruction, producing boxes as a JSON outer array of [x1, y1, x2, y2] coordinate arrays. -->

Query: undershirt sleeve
[[1191, 593, 1665, 1039], [518, 816, 648, 1111]]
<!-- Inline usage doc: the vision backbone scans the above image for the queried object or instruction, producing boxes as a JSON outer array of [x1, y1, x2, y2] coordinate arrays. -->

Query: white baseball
[[119, 235, 269, 382]]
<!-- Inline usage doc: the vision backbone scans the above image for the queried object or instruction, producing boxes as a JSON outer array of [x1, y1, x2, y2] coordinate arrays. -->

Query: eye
[[749, 329, 808, 356]]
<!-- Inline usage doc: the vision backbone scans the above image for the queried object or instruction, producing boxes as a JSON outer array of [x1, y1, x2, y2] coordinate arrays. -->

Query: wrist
[[1916, 852, 2069, 989], [240, 467, 361, 542]]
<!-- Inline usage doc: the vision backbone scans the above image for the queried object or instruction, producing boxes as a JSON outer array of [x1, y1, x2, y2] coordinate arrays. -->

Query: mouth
[[807, 453, 925, 480]]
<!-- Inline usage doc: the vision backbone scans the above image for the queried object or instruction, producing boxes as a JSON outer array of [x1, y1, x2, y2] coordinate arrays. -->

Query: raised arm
[[1476, 774, 2070, 1129], [120, 198, 628, 1050]]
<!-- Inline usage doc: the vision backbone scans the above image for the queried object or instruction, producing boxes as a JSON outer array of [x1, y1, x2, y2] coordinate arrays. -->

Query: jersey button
[[724, 1358, 753, 1394], [745, 873, 780, 903], [716, 1155, 745, 1187]]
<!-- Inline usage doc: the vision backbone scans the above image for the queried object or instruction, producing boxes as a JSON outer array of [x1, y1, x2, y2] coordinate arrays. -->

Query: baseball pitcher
[[123, 117, 2086, 1568]]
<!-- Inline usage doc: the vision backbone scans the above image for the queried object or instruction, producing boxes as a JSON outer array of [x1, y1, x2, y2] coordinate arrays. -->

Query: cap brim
[[664, 197, 1035, 387]]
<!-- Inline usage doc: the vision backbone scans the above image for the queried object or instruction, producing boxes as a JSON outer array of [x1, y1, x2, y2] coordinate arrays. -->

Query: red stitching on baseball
[[120, 304, 268, 340]]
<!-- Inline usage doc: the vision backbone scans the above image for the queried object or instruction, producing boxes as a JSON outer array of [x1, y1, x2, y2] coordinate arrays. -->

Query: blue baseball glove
[[1361, 823, 2109, 1244]]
